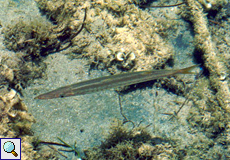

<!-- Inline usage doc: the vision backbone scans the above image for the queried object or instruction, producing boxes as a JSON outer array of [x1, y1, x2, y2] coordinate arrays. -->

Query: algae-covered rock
[[0, 87, 58, 159], [0, 53, 46, 88], [3, 0, 179, 74], [176, 0, 230, 158], [3, 18, 56, 59], [0, 87, 36, 158], [84, 120, 178, 159]]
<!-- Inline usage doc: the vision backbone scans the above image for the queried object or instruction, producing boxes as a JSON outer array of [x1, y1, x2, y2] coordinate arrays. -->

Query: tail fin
[[178, 64, 200, 74]]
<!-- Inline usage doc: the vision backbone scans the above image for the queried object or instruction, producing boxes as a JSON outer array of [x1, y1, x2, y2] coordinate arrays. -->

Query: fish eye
[[59, 94, 64, 98]]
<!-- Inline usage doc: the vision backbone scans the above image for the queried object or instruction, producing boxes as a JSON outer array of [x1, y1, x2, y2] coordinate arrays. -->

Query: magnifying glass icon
[[3, 141, 18, 157]]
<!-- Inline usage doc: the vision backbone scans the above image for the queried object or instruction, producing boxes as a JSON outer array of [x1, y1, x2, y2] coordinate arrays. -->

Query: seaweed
[[34, 137, 82, 159], [3, 7, 87, 59], [84, 120, 178, 160]]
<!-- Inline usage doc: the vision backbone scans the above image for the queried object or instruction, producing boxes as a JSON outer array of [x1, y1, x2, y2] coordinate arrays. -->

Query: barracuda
[[35, 65, 198, 99]]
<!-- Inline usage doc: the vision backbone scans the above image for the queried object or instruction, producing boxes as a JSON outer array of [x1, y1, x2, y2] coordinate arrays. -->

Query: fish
[[34, 65, 198, 99]]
